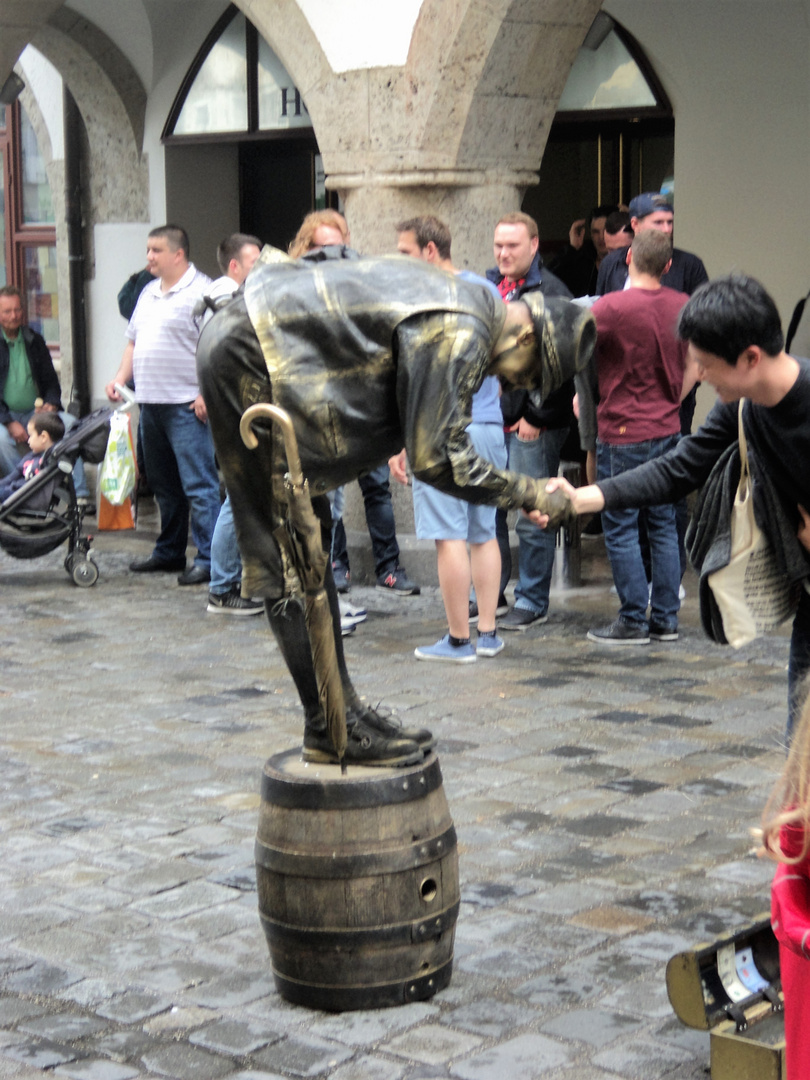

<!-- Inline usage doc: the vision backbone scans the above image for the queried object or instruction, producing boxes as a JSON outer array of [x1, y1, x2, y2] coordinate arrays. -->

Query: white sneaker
[[339, 599, 367, 634], [339, 599, 367, 626]]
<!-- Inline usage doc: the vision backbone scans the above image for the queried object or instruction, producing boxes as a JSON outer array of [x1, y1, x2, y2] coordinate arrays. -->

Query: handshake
[[524, 476, 606, 530]]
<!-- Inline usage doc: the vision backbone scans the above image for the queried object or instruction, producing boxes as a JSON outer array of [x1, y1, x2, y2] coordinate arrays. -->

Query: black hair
[[30, 411, 65, 443], [677, 275, 784, 365], [589, 204, 619, 224], [216, 233, 262, 274], [605, 210, 632, 237], [149, 224, 190, 259]]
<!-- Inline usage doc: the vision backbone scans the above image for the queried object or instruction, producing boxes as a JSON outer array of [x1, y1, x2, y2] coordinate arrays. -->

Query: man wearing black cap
[[596, 193, 708, 298], [197, 247, 594, 767]]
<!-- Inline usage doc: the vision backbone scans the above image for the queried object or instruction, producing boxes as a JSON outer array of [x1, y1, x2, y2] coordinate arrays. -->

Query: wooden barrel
[[255, 748, 459, 1011]]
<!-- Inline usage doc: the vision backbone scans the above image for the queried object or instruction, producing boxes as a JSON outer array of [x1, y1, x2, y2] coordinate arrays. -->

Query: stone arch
[[415, 0, 604, 172], [227, 0, 602, 262], [46, 6, 148, 152], [238, 0, 601, 178], [29, 24, 148, 227]]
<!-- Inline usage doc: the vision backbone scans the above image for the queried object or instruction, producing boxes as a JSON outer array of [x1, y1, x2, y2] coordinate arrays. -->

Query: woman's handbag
[[707, 401, 800, 648]]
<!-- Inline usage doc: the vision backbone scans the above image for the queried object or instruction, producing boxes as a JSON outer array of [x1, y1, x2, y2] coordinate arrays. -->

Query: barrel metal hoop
[[255, 824, 456, 878], [260, 749, 443, 809], [260, 899, 460, 949], [271, 957, 454, 1010]]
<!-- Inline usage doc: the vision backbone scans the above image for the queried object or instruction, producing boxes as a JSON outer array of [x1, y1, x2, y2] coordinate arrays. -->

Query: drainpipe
[[64, 87, 90, 416]]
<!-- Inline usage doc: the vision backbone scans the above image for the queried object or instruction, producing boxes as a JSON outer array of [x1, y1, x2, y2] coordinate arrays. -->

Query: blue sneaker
[[414, 634, 477, 664], [332, 563, 351, 593], [476, 632, 505, 657]]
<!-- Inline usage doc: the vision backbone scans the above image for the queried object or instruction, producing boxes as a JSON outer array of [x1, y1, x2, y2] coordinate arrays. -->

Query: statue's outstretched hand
[[546, 476, 605, 516], [526, 481, 575, 530]]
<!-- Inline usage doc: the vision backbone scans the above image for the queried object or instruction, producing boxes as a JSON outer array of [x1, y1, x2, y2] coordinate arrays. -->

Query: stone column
[[329, 169, 536, 587], [332, 169, 539, 269]]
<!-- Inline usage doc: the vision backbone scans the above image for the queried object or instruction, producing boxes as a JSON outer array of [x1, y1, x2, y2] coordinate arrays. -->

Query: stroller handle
[[114, 383, 136, 413]]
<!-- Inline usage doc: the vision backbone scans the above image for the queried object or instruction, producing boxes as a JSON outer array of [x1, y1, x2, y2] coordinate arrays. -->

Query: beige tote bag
[[707, 401, 798, 648]]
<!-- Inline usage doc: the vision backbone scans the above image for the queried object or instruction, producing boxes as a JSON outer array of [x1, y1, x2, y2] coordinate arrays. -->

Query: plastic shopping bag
[[98, 410, 136, 506]]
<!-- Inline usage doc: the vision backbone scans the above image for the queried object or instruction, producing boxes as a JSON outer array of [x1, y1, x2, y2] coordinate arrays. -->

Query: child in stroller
[[0, 406, 115, 586], [0, 411, 65, 502]]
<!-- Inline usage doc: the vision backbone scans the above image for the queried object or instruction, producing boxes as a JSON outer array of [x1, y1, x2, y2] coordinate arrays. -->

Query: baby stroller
[[0, 407, 115, 587]]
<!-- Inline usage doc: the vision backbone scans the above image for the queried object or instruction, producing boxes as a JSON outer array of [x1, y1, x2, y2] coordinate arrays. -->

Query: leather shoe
[[130, 555, 186, 573], [177, 565, 211, 586]]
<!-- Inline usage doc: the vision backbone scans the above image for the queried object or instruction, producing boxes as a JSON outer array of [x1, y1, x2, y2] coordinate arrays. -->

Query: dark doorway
[[525, 117, 674, 264], [239, 138, 319, 252]]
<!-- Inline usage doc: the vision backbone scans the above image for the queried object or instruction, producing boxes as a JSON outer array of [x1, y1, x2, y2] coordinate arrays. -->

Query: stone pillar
[[329, 170, 536, 587], [332, 169, 539, 270]]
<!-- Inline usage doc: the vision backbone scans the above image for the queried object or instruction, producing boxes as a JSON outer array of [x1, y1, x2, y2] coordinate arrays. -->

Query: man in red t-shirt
[[585, 229, 698, 645]]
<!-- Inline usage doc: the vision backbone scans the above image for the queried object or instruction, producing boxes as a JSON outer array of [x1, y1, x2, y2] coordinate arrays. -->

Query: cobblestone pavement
[[0, 507, 789, 1080]]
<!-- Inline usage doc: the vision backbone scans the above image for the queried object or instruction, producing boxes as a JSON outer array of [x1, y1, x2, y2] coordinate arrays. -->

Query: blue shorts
[[412, 423, 507, 542]]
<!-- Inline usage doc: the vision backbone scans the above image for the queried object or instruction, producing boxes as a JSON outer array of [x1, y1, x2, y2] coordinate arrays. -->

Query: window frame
[[555, 21, 672, 124], [0, 100, 58, 347], [161, 4, 314, 145]]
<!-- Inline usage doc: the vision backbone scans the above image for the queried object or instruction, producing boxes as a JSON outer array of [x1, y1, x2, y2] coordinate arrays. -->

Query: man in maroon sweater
[[583, 229, 698, 645]]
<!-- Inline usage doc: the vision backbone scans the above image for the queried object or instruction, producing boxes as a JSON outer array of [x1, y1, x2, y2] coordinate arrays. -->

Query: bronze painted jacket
[[198, 249, 565, 597]]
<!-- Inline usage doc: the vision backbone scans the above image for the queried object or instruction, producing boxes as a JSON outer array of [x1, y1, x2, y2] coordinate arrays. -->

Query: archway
[[525, 13, 674, 262]]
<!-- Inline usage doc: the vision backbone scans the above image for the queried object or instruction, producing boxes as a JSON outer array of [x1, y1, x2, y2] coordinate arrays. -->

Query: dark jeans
[[495, 426, 568, 604], [139, 402, 221, 568], [331, 464, 400, 577], [598, 435, 681, 630], [510, 427, 569, 615]]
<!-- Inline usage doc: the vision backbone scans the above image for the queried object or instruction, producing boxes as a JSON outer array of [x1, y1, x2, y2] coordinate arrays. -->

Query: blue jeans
[[0, 408, 88, 496], [598, 435, 681, 630], [330, 464, 400, 577], [139, 402, 221, 569], [209, 492, 242, 594], [510, 426, 569, 615]]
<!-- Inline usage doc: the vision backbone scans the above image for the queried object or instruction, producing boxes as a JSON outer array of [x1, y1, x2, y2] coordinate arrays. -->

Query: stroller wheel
[[72, 559, 99, 588]]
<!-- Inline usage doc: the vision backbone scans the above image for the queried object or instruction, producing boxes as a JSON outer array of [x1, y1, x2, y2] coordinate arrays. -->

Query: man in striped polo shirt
[[106, 225, 220, 586]]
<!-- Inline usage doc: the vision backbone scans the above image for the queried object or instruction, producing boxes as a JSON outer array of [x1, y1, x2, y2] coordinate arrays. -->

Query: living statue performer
[[197, 245, 595, 768]]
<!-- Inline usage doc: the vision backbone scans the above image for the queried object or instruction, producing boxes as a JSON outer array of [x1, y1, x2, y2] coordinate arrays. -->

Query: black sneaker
[[650, 624, 679, 641], [376, 566, 420, 595], [348, 702, 435, 752], [469, 594, 509, 623], [207, 587, 264, 616], [303, 716, 423, 767], [498, 606, 548, 631], [587, 619, 650, 645]]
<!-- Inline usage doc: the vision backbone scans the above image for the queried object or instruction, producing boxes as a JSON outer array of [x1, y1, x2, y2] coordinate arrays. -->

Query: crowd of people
[[6, 200, 810, 1067], [4, 199, 809, 743], [0, 196, 800, 694]]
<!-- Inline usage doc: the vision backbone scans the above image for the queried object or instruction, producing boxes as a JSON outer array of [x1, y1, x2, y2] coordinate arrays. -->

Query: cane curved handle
[[239, 403, 304, 487]]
